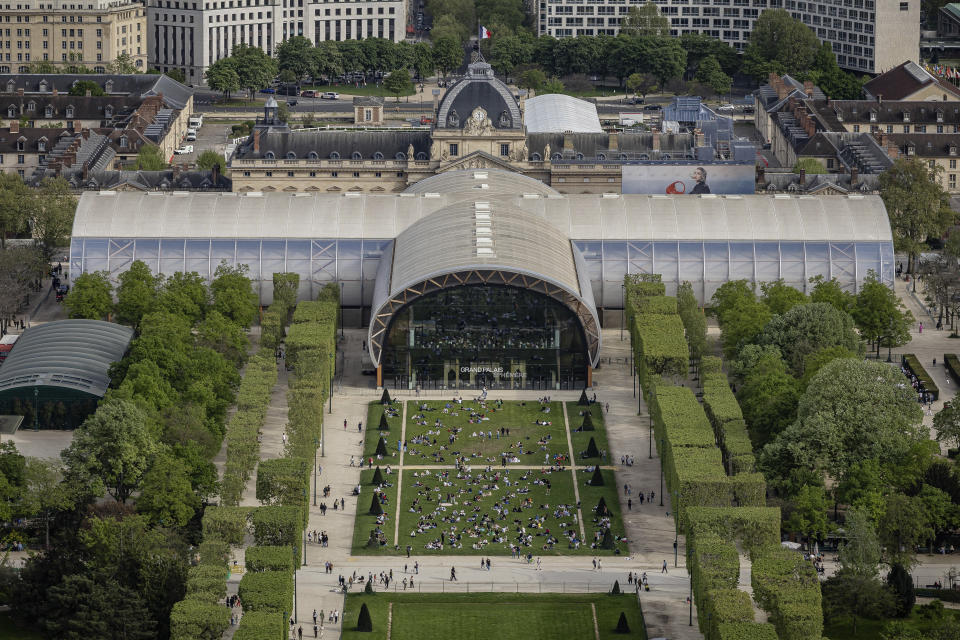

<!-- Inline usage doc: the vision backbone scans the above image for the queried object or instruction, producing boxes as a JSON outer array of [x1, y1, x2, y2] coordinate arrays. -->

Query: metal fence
[[346, 579, 645, 595]]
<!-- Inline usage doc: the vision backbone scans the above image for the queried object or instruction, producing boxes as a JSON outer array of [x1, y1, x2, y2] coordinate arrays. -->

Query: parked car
[[260, 87, 276, 94], [420, 115, 434, 125], [628, 97, 644, 105], [717, 104, 735, 112], [300, 90, 317, 98], [286, 99, 298, 107], [643, 104, 662, 111], [174, 145, 194, 154], [321, 92, 339, 100], [186, 128, 197, 141]]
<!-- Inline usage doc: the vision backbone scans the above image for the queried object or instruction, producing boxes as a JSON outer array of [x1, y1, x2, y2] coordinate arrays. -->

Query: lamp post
[[659, 438, 664, 506], [674, 490, 679, 568], [303, 491, 308, 567], [33, 386, 38, 431], [328, 350, 334, 414], [689, 575, 694, 626], [313, 436, 319, 505], [648, 413, 653, 459], [293, 546, 298, 623], [620, 283, 625, 341], [339, 282, 344, 338]]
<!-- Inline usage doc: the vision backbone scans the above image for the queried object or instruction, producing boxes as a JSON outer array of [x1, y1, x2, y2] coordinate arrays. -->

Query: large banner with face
[[622, 163, 755, 195]]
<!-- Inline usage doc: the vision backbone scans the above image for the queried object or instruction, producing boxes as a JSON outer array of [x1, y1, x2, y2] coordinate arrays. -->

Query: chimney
[[768, 72, 780, 87], [253, 129, 261, 153], [563, 131, 573, 152], [799, 168, 806, 186], [850, 166, 858, 186], [693, 128, 705, 148], [9, 120, 18, 134], [16, 88, 23, 96], [52, 88, 57, 96], [212, 162, 220, 186], [776, 80, 789, 100], [877, 93, 882, 105], [879, 132, 887, 147], [82, 161, 89, 181], [85, 90, 91, 97], [652, 129, 661, 152], [887, 141, 899, 160], [804, 80, 814, 98], [804, 119, 816, 138], [608, 131, 618, 151]]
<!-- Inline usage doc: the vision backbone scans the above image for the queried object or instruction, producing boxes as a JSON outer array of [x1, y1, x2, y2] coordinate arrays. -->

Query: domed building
[[229, 60, 698, 194]]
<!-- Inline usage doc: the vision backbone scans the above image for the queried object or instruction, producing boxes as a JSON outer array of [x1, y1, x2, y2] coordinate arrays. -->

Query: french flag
[[479, 25, 492, 39]]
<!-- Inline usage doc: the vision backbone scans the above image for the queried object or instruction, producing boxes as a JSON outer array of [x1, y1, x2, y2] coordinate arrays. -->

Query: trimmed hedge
[[651, 385, 716, 449], [700, 356, 723, 376], [902, 353, 940, 400], [170, 599, 231, 640], [701, 372, 758, 476], [750, 544, 822, 640], [255, 457, 310, 513], [197, 540, 231, 567], [945, 354, 960, 384], [233, 611, 287, 640], [689, 531, 740, 607], [245, 545, 296, 574], [638, 295, 678, 315], [686, 507, 780, 554], [251, 505, 302, 561], [716, 622, 778, 640], [632, 313, 690, 392], [916, 588, 960, 603], [702, 589, 754, 640], [185, 564, 228, 603], [201, 506, 251, 545], [238, 570, 294, 614]]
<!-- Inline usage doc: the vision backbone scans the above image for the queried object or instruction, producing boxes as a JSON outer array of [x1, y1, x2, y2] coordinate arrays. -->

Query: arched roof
[[367, 200, 601, 369], [436, 62, 522, 130], [524, 94, 603, 133], [0, 320, 134, 398], [403, 169, 559, 200]]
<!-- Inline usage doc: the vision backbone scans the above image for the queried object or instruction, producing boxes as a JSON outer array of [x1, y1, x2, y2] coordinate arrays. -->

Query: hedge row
[[221, 353, 279, 506], [702, 372, 756, 474], [170, 600, 231, 640], [185, 564, 229, 603], [637, 295, 678, 315], [238, 570, 294, 614], [251, 505, 303, 561], [632, 314, 690, 391], [256, 457, 311, 515], [902, 353, 940, 400], [702, 589, 754, 640], [233, 611, 287, 640], [261, 273, 299, 350], [688, 531, 739, 609], [945, 354, 960, 385], [245, 545, 296, 573], [716, 622, 779, 640], [201, 506, 252, 545], [750, 545, 823, 640]]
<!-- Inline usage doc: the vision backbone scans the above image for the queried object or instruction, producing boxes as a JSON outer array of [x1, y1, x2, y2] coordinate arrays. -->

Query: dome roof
[[436, 61, 522, 130]]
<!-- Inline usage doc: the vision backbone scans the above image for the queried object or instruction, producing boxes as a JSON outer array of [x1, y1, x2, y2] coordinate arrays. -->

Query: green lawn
[[403, 400, 569, 466], [302, 83, 417, 97], [341, 592, 647, 639], [0, 612, 43, 640], [351, 467, 401, 555], [363, 401, 402, 463], [823, 608, 960, 640], [566, 402, 610, 461]]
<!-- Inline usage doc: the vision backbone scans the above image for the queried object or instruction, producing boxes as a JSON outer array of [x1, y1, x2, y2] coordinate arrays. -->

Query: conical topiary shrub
[[369, 493, 384, 515], [584, 437, 600, 459], [611, 579, 621, 595], [615, 612, 630, 634], [581, 412, 595, 431], [364, 579, 374, 594], [375, 437, 388, 457], [381, 388, 391, 405], [578, 390, 590, 406], [357, 602, 373, 632], [378, 412, 390, 430], [601, 528, 615, 550], [371, 466, 384, 485], [589, 466, 605, 486], [596, 496, 608, 516]]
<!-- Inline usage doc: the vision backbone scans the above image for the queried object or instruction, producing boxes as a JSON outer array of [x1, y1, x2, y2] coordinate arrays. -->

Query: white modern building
[[146, 0, 405, 85], [536, 0, 918, 74]]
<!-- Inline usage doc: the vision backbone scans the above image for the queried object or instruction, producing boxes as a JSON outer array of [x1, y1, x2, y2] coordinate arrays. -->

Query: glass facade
[[380, 285, 589, 391], [70, 237, 895, 308]]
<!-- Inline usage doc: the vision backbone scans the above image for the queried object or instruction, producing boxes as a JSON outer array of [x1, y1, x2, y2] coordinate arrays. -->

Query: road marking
[[386, 601, 393, 640], [590, 602, 600, 640], [562, 402, 587, 540]]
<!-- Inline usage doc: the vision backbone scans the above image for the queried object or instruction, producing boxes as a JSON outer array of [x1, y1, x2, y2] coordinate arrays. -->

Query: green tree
[[210, 262, 258, 328], [0, 246, 45, 333], [61, 398, 160, 503], [879, 157, 955, 273], [886, 564, 915, 619], [30, 177, 77, 259], [878, 492, 932, 569], [799, 345, 858, 391], [68, 79, 106, 96], [432, 36, 464, 79], [383, 67, 414, 101], [677, 281, 707, 362], [836, 460, 888, 526], [63, 271, 113, 320], [838, 507, 883, 576], [759, 279, 808, 315], [757, 301, 860, 374], [518, 68, 547, 92], [762, 358, 925, 483], [489, 35, 531, 78], [108, 52, 139, 74], [793, 157, 828, 174], [165, 68, 186, 84], [852, 270, 914, 357], [0, 173, 31, 248], [136, 143, 167, 170], [784, 483, 829, 543], [626, 72, 657, 100], [20, 458, 73, 549], [541, 77, 565, 95], [742, 9, 821, 80], [204, 57, 241, 98], [736, 346, 799, 448], [275, 35, 314, 80], [115, 260, 160, 329], [196, 150, 228, 173], [619, 3, 670, 36], [822, 570, 896, 636], [231, 43, 279, 98], [196, 309, 249, 367], [411, 42, 434, 80], [45, 574, 157, 640], [809, 275, 855, 313], [158, 270, 209, 324], [934, 400, 960, 449], [136, 453, 200, 528], [679, 33, 740, 76], [694, 54, 732, 97], [916, 484, 959, 551], [311, 41, 344, 80]]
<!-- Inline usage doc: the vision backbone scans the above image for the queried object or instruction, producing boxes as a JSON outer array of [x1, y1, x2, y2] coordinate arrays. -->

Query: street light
[[673, 489, 679, 568], [659, 438, 664, 506], [620, 283, 625, 342], [689, 577, 694, 626], [339, 282, 344, 338], [328, 350, 334, 414], [648, 413, 653, 459], [313, 436, 319, 505]]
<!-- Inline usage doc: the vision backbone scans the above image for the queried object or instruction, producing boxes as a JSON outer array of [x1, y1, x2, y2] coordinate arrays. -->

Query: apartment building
[[0, 0, 146, 73], [536, 0, 917, 74], [147, 0, 404, 86]]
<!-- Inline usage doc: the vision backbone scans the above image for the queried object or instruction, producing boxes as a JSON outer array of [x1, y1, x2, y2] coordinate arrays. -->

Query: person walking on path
[[358, 421, 362, 432], [597, 558, 602, 571], [536, 557, 542, 571], [450, 567, 457, 581], [592, 557, 597, 570], [344, 419, 347, 430], [662, 560, 668, 574], [628, 498, 632, 511]]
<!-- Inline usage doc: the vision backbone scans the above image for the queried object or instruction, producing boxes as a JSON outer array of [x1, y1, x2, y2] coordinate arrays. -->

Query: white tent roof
[[524, 94, 603, 133], [73, 191, 893, 244]]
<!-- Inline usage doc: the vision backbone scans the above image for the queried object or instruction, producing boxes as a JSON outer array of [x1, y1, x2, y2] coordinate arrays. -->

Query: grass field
[[823, 607, 960, 640], [363, 401, 403, 463], [302, 84, 417, 97], [350, 467, 401, 555], [403, 400, 569, 466], [566, 402, 610, 461], [341, 592, 647, 639]]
